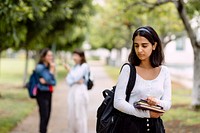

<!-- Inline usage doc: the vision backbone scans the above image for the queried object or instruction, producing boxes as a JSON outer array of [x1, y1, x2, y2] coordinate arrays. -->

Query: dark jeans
[[36, 90, 52, 133]]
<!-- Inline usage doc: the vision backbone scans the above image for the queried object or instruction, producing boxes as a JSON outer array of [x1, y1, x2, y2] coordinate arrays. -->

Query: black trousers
[[36, 90, 52, 133]]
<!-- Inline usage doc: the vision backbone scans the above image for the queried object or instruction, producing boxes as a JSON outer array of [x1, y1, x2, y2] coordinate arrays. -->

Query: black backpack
[[25, 70, 39, 98], [96, 63, 136, 133], [87, 72, 94, 90]]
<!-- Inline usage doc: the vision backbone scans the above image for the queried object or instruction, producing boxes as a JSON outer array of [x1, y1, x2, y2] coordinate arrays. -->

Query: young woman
[[114, 26, 171, 133], [35, 48, 56, 133], [64, 50, 90, 133]]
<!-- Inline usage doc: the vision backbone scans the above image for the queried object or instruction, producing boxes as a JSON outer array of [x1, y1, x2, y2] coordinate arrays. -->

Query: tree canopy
[[89, 0, 190, 49], [0, 0, 94, 52]]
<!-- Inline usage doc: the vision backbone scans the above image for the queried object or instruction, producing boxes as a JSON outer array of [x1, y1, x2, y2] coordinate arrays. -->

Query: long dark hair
[[73, 49, 86, 65], [128, 26, 164, 67], [38, 48, 51, 65]]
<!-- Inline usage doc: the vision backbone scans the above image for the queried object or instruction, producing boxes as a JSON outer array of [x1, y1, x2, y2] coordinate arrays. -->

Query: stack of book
[[134, 99, 165, 113]]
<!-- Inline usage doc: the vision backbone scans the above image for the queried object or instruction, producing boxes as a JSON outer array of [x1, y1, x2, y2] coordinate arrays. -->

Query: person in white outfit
[[64, 50, 89, 133]]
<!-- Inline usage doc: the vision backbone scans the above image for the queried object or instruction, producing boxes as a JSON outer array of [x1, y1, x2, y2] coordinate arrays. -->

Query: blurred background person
[[35, 48, 56, 133], [64, 49, 90, 133]]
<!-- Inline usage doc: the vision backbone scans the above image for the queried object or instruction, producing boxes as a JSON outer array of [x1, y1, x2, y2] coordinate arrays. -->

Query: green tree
[[21, 0, 93, 85], [89, 1, 132, 50], [0, 0, 94, 85], [89, 0, 183, 50], [0, 0, 33, 52], [0, 0, 35, 86]]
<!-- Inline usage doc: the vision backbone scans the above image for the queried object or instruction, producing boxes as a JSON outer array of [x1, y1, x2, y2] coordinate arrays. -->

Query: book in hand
[[134, 99, 165, 113]]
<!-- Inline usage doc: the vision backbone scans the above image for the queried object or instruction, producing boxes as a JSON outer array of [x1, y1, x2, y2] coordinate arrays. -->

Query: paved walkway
[[11, 63, 115, 133]]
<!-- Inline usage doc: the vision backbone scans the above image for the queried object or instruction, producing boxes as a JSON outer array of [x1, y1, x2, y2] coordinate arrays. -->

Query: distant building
[[164, 36, 194, 66], [164, 36, 194, 88]]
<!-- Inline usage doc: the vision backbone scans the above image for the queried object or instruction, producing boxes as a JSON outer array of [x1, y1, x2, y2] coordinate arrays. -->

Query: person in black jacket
[[35, 48, 56, 133]]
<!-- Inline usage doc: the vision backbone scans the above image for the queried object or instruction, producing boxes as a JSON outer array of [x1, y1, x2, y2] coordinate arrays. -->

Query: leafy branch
[[123, 0, 176, 12]]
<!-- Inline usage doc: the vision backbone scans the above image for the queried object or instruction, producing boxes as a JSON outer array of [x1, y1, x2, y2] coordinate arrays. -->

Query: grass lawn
[[0, 87, 36, 133], [0, 58, 36, 133], [0, 58, 35, 85], [0, 58, 66, 133], [105, 65, 200, 132]]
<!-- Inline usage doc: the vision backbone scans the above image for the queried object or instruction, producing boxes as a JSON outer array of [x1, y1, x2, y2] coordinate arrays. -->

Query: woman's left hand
[[150, 111, 163, 118], [77, 79, 84, 84], [146, 96, 158, 106], [39, 78, 46, 84]]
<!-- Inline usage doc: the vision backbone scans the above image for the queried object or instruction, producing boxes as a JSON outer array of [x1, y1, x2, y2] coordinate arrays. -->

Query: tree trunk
[[0, 51, 2, 98], [192, 50, 200, 109], [174, 0, 199, 49], [34, 51, 40, 67], [174, 0, 200, 109], [0, 50, 1, 77], [23, 49, 29, 87]]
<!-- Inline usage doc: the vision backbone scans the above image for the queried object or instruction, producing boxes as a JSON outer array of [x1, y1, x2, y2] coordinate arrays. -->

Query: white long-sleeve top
[[66, 63, 89, 86], [114, 64, 171, 118]]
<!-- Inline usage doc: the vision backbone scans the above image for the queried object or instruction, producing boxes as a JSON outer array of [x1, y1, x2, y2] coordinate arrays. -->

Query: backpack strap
[[120, 63, 136, 102]]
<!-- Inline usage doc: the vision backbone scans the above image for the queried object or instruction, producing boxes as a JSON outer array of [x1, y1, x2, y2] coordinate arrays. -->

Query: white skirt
[[67, 84, 89, 133]]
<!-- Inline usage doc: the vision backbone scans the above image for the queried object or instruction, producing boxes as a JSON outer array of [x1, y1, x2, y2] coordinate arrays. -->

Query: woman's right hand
[[150, 111, 163, 118], [63, 63, 71, 71], [49, 61, 56, 74], [50, 61, 55, 68]]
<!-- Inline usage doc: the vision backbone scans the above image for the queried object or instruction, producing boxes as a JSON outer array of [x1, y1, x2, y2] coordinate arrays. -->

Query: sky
[[93, 0, 105, 6]]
